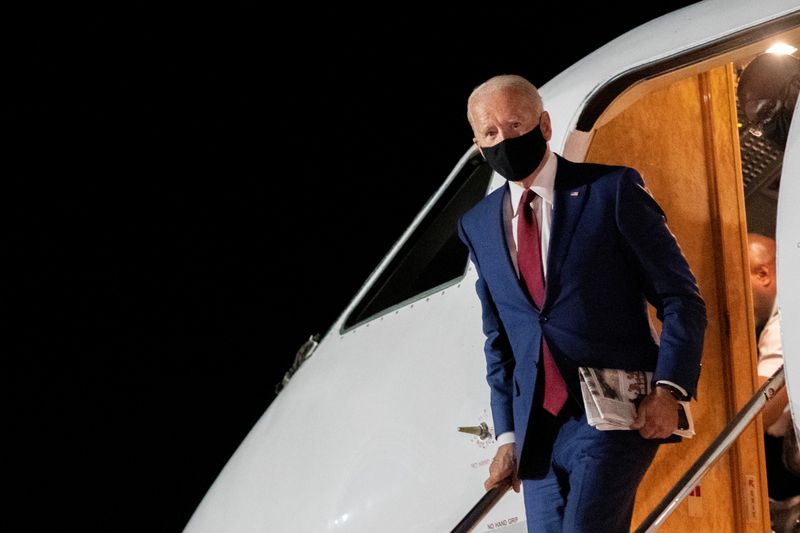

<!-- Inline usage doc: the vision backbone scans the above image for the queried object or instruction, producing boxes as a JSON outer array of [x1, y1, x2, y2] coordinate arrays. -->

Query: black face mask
[[481, 124, 547, 182]]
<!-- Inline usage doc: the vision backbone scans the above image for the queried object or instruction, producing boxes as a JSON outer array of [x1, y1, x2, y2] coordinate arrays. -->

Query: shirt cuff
[[655, 380, 688, 398], [495, 431, 516, 445]]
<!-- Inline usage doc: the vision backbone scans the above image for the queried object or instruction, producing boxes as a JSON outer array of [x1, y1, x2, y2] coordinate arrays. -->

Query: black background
[[9, 4, 696, 531]]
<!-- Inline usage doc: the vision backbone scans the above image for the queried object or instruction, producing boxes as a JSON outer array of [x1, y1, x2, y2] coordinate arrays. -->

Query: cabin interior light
[[766, 42, 798, 55]]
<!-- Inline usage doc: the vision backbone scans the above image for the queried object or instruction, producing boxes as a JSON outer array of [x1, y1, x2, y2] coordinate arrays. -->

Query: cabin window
[[342, 154, 493, 330]]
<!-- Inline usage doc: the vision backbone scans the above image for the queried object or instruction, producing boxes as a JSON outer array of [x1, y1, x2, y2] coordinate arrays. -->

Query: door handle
[[457, 422, 491, 440]]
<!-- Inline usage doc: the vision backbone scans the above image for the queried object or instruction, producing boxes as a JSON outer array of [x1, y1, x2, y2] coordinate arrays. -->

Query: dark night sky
[[9, 4, 697, 531]]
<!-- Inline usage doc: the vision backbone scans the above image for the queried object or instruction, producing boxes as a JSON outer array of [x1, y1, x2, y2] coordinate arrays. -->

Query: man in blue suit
[[457, 75, 707, 532]]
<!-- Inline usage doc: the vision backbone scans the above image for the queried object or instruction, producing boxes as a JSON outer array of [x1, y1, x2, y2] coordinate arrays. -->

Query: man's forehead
[[472, 91, 535, 120], [475, 86, 524, 104]]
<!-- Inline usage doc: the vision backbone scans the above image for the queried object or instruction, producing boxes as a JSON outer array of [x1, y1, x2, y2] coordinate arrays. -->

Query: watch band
[[655, 382, 687, 401]]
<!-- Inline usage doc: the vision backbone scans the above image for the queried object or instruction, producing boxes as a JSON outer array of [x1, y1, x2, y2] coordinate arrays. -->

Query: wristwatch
[[655, 382, 687, 401]]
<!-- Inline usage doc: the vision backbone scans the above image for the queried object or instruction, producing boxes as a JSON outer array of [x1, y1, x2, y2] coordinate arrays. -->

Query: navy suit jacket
[[457, 153, 707, 471]]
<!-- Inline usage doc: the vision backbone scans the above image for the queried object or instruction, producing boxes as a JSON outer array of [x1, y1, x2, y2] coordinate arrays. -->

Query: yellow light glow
[[766, 43, 798, 55]]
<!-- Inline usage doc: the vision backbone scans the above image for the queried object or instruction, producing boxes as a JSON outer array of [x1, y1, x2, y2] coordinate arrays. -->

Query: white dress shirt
[[491, 151, 687, 447], [503, 149, 557, 281], [495, 151, 556, 446], [756, 304, 789, 437]]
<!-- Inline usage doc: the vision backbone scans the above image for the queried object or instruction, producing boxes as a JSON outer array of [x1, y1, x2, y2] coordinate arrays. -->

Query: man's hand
[[630, 386, 679, 439], [485, 443, 521, 493]]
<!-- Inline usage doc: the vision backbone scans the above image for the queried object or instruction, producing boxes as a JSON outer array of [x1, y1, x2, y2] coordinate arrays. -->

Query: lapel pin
[[570, 191, 580, 197]]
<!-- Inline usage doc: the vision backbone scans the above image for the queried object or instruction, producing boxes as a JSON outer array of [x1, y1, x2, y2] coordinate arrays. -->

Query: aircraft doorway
[[578, 30, 800, 532], [735, 50, 800, 530]]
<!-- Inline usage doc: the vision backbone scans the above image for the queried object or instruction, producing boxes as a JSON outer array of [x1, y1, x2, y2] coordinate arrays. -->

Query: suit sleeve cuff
[[495, 431, 516, 445]]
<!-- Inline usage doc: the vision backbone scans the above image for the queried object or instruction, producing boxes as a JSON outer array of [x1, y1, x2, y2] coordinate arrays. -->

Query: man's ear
[[540, 111, 553, 142], [754, 264, 771, 285]]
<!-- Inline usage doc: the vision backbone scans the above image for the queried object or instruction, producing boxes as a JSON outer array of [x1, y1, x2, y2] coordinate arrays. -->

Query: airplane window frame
[[340, 153, 493, 333]]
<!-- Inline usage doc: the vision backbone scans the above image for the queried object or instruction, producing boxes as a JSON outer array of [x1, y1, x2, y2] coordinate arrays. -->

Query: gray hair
[[467, 74, 543, 128]]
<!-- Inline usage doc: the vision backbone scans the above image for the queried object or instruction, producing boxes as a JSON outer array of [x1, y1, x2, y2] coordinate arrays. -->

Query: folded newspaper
[[578, 367, 695, 438]]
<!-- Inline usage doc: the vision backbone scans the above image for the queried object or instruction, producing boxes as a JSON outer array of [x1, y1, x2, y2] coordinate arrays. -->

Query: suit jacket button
[[539, 315, 548, 323]]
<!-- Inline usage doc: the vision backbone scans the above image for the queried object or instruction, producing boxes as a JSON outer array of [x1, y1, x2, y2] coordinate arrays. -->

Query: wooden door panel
[[584, 64, 769, 532]]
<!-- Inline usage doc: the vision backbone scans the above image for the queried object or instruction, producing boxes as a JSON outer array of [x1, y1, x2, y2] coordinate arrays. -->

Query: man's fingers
[[639, 419, 672, 439], [484, 469, 505, 491], [484, 475, 504, 491], [485, 468, 516, 492], [630, 409, 645, 430], [639, 417, 658, 438], [639, 425, 656, 439], [486, 443, 517, 492], [635, 390, 679, 438], [484, 476, 507, 492], [636, 395, 679, 438]]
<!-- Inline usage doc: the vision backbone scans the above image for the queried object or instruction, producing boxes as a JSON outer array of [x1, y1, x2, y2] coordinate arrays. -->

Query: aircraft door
[[775, 95, 800, 448]]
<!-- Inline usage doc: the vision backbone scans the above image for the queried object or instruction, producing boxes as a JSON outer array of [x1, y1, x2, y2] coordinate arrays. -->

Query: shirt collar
[[770, 300, 779, 320], [508, 150, 557, 217]]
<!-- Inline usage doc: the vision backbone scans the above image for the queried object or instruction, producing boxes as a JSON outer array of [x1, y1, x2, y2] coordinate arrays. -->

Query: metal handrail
[[450, 480, 511, 533], [450, 366, 787, 533], [634, 366, 786, 532]]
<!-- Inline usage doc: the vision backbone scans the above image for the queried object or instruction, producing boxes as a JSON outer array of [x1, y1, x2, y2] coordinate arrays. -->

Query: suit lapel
[[545, 155, 588, 307]]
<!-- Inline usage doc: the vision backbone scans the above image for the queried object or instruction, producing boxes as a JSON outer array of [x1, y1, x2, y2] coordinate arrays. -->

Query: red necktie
[[517, 189, 568, 416]]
